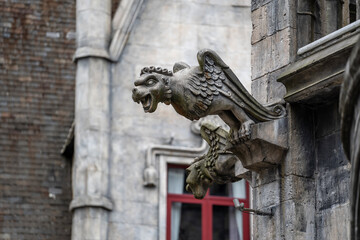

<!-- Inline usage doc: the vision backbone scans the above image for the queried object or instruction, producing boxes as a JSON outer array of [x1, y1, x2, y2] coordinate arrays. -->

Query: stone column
[[71, 1, 112, 239]]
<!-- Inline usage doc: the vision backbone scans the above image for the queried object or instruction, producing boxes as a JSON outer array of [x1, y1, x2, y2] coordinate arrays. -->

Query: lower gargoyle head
[[132, 66, 173, 113], [185, 159, 213, 199]]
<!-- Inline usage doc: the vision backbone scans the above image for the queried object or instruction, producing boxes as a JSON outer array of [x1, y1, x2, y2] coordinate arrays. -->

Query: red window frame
[[166, 164, 250, 240]]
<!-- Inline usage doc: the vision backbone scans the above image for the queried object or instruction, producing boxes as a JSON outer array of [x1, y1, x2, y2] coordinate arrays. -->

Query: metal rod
[[233, 199, 273, 216]]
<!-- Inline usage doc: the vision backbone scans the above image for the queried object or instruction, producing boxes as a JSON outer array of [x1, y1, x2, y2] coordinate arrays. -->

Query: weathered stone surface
[[252, 27, 292, 79], [108, 1, 252, 237], [316, 203, 350, 240], [230, 118, 288, 171], [251, 75, 269, 104], [284, 104, 315, 177], [316, 132, 347, 171], [251, 0, 294, 44], [316, 166, 350, 211]]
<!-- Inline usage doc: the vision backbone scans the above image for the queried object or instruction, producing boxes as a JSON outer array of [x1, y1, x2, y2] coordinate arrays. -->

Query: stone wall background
[[108, 0, 252, 239], [0, 1, 75, 239], [250, 1, 351, 239]]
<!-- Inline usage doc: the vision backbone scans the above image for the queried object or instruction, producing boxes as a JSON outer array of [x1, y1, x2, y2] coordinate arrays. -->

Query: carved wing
[[197, 49, 286, 122], [186, 68, 219, 118]]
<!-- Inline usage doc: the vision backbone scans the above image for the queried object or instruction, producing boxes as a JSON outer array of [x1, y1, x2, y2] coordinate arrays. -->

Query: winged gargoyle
[[132, 49, 285, 142]]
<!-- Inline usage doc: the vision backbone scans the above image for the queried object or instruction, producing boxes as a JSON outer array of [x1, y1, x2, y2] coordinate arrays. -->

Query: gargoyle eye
[[146, 79, 156, 86]]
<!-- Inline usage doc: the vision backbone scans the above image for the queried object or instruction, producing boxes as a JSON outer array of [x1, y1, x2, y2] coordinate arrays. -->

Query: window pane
[[210, 180, 246, 197], [231, 179, 246, 199], [213, 205, 243, 240], [171, 202, 201, 240], [209, 183, 229, 196], [168, 167, 187, 194]]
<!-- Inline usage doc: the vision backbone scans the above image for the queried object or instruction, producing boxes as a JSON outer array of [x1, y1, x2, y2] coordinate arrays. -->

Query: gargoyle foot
[[238, 120, 254, 142], [229, 129, 240, 145]]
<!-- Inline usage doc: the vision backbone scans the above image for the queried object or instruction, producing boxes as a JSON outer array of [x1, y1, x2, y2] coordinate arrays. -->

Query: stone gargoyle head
[[132, 66, 174, 113], [185, 156, 213, 199]]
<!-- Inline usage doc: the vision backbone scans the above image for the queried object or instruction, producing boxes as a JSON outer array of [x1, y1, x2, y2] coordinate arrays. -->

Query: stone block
[[316, 132, 347, 171], [139, 0, 180, 23], [133, 225, 158, 240], [252, 167, 280, 188], [76, 109, 109, 132], [252, 27, 292, 79], [316, 203, 350, 240], [72, 208, 109, 240], [251, 1, 294, 45], [75, 130, 109, 161], [266, 69, 287, 104], [251, 75, 269, 105], [107, 223, 135, 240], [253, 180, 280, 208], [76, 9, 111, 49], [270, 27, 291, 71], [230, 118, 288, 172], [282, 199, 315, 240], [282, 175, 315, 203], [251, 35, 271, 79], [285, 104, 315, 177], [251, 0, 272, 11], [314, 101, 340, 138], [316, 165, 350, 211], [252, 205, 280, 240], [251, 3, 276, 44], [110, 200, 157, 226]]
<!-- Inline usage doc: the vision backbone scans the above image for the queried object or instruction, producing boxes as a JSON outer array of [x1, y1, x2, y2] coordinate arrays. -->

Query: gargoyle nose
[[132, 88, 138, 94]]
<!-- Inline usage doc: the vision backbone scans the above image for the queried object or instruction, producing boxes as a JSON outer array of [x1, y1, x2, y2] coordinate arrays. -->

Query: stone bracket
[[229, 118, 288, 172], [69, 195, 113, 211]]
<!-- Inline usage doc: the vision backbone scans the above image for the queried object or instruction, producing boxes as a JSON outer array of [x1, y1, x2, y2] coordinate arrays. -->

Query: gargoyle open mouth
[[140, 94, 152, 112]]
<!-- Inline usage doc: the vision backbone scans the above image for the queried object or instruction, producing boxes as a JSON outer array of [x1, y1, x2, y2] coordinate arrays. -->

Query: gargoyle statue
[[185, 123, 241, 199], [132, 49, 286, 141]]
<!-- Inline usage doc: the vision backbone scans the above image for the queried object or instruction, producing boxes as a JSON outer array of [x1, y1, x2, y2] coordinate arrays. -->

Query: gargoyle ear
[[173, 62, 190, 73]]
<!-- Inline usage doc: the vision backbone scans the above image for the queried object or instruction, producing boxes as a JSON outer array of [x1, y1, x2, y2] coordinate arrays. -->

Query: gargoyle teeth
[[141, 94, 152, 111]]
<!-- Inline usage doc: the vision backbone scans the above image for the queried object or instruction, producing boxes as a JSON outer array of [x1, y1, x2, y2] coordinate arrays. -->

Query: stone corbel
[[229, 117, 288, 172]]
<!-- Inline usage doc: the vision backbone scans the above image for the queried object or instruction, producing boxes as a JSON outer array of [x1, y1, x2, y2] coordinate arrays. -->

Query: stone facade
[[109, 1, 252, 239], [72, 0, 252, 239], [251, 1, 358, 239], [3, 0, 357, 239]]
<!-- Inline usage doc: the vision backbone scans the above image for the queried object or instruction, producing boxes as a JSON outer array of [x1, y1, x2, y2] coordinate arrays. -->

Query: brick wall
[[0, 1, 75, 239]]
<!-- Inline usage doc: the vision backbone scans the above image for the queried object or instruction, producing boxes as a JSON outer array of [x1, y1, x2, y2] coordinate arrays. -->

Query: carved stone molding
[[109, 0, 144, 61], [70, 195, 113, 211], [278, 20, 360, 104]]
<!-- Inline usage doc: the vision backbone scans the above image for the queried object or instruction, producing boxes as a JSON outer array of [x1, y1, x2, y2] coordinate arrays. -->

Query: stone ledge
[[278, 23, 360, 104], [229, 118, 288, 172], [74, 46, 111, 61], [70, 195, 113, 211]]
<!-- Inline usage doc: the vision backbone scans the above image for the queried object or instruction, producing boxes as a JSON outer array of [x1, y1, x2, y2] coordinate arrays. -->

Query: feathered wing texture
[[186, 70, 220, 118], [199, 123, 229, 170], [197, 49, 286, 122]]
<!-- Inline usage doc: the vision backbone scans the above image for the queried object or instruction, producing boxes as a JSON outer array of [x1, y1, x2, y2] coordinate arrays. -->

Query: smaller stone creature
[[185, 123, 241, 199]]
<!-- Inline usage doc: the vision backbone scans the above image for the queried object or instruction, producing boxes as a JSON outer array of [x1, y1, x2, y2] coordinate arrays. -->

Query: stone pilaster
[[251, 1, 316, 239], [72, 1, 112, 239]]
